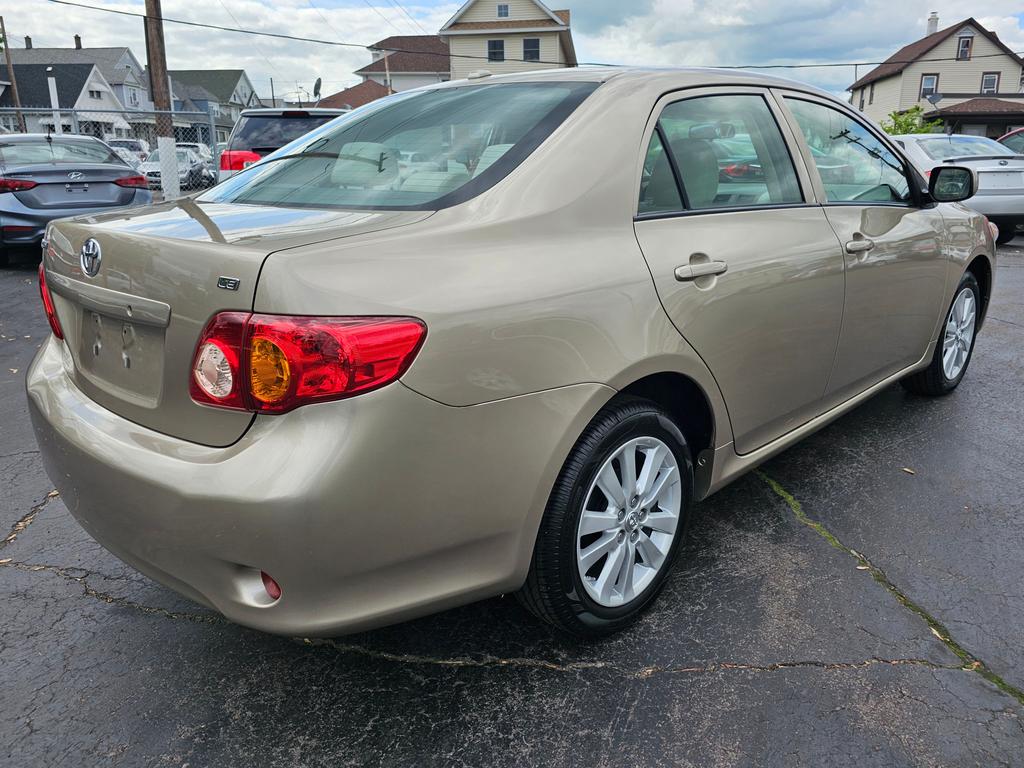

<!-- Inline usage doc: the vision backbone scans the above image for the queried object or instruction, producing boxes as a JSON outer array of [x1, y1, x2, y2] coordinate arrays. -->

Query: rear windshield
[[0, 138, 122, 166], [228, 114, 341, 154], [108, 139, 143, 151], [917, 136, 1015, 161], [147, 149, 192, 163], [200, 82, 598, 211]]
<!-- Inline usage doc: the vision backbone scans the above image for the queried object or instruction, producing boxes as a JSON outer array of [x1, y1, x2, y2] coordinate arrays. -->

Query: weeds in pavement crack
[[757, 471, 1024, 706]]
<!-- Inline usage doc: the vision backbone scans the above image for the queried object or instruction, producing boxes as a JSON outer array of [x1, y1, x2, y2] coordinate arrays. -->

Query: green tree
[[881, 106, 944, 135]]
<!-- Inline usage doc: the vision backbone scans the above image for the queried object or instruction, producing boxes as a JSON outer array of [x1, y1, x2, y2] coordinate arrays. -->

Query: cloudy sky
[[4, 0, 1024, 101]]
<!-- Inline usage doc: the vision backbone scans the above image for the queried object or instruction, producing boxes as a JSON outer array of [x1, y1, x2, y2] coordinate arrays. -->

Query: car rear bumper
[[966, 193, 1024, 221], [27, 335, 609, 635], [1, 191, 152, 246]]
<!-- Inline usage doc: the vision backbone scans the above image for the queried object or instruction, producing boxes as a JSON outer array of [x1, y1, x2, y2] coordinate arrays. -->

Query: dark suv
[[218, 108, 348, 181]]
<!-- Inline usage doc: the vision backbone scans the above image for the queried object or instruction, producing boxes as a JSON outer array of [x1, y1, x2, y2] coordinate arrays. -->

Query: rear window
[[0, 138, 122, 166], [228, 114, 341, 154], [201, 82, 597, 211], [108, 139, 143, 151], [917, 136, 1014, 161]]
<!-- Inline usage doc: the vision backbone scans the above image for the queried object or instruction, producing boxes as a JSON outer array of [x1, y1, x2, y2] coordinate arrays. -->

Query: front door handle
[[845, 237, 875, 254], [675, 260, 728, 281]]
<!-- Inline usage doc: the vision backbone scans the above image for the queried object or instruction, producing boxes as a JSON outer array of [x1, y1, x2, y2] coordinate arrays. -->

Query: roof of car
[[0, 133, 105, 142], [238, 107, 349, 116]]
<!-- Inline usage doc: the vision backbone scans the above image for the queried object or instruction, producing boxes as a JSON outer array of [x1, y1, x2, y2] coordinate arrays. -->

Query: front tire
[[902, 271, 980, 396], [518, 398, 693, 636]]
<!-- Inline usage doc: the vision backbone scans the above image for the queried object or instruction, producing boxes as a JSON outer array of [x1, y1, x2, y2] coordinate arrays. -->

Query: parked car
[[138, 147, 209, 190], [998, 127, 1024, 155], [219, 107, 347, 181], [177, 141, 214, 164], [105, 137, 150, 164], [895, 133, 1023, 244], [30, 69, 995, 638], [109, 146, 143, 171], [0, 133, 150, 265]]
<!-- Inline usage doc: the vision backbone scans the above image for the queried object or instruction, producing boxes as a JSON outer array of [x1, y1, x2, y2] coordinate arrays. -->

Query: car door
[[633, 87, 846, 454], [776, 94, 949, 403]]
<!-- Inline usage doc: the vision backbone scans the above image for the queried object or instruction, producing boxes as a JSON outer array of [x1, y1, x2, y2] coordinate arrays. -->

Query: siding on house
[[449, 31, 562, 79], [459, 0, 553, 23]]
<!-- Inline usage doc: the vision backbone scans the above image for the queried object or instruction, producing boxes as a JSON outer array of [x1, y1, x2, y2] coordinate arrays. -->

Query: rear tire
[[902, 271, 980, 396], [995, 228, 1017, 246], [517, 398, 693, 636]]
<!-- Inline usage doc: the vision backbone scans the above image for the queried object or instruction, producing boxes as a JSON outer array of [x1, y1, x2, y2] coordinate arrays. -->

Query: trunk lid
[[943, 156, 1024, 193], [9, 163, 140, 209], [44, 199, 431, 446]]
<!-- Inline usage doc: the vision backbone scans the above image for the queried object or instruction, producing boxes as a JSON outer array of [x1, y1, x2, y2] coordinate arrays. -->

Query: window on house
[[981, 73, 1000, 94], [869, 83, 875, 105], [497, 3, 509, 17], [957, 36, 972, 60], [88, 89, 101, 99], [488, 39, 505, 62], [858, 89, 865, 110], [920, 74, 939, 99], [523, 38, 541, 62]]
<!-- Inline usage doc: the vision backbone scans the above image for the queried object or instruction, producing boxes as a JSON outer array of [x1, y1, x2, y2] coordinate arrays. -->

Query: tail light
[[190, 312, 426, 414], [0, 176, 38, 192], [219, 150, 261, 172], [38, 264, 64, 340], [114, 175, 148, 188]]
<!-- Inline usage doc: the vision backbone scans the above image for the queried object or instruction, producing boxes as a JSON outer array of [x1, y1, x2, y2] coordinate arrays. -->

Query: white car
[[895, 133, 1024, 244]]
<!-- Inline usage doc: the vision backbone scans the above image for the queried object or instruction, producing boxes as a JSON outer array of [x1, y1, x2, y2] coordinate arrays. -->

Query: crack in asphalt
[[757, 471, 1024, 707], [1, 490, 58, 551], [0, 556, 967, 681]]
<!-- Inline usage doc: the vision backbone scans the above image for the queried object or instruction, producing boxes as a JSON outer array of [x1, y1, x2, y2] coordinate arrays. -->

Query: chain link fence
[[0, 107, 225, 200]]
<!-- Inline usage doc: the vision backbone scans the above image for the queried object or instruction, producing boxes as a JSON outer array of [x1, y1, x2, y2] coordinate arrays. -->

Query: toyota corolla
[[28, 69, 995, 637]]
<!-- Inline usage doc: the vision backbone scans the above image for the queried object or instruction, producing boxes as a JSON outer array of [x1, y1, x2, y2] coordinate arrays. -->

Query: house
[[849, 14, 1024, 137], [0, 63, 130, 137], [439, 0, 576, 81], [167, 70, 262, 142], [319, 79, 392, 110], [354, 35, 450, 92], [12, 38, 153, 112]]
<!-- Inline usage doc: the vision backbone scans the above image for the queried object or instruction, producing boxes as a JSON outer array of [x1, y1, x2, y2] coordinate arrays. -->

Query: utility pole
[[143, 0, 179, 198], [270, 77, 275, 107], [0, 16, 25, 132]]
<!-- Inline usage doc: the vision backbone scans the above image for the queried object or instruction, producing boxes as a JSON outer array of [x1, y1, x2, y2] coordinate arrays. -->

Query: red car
[[997, 127, 1024, 155]]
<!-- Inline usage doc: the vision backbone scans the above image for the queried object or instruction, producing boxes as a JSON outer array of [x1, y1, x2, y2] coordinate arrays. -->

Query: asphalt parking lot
[[2, 240, 1023, 767]]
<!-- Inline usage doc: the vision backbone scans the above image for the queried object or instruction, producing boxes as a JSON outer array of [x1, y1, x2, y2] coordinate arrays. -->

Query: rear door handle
[[845, 238, 875, 254], [674, 260, 728, 281]]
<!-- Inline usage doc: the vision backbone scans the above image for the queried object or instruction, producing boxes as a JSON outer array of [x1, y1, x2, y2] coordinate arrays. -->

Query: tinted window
[[785, 98, 910, 203], [229, 114, 340, 155], [201, 82, 597, 211], [638, 131, 682, 215], [1002, 133, 1024, 154], [0, 138, 122, 166], [523, 38, 541, 61], [917, 135, 1014, 161], [639, 94, 802, 213]]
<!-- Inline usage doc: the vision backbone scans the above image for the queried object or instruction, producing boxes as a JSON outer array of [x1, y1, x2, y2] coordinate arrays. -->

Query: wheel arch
[[965, 253, 993, 329]]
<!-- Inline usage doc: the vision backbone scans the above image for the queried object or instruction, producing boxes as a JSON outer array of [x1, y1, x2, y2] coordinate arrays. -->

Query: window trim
[[634, 91, 808, 220], [981, 72, 1000, 94], [919, 73, 939, 100], [497, 3, 509, 17], [869, 82, 875, 105], [778, 93, 921, 210], [858, 88, 865, 110], [956, 36, 973, 60], [487, 39, 505, 62], [523, 37, 541, 62]]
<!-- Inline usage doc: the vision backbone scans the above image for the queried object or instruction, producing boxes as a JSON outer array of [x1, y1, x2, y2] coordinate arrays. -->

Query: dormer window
[[497, 3, 509, 17], [956, 36, 972, 60]]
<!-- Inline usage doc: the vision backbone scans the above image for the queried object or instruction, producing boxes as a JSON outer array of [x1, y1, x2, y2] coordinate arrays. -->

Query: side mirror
[[929, 166, 976, 202]]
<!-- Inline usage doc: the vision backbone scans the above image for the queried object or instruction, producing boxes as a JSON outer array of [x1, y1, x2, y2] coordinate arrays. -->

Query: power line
[[385, 0, 430, 36], [359, 0, 403, 35], [216, 0, 283, 81], [40, 0, 1024, 75]]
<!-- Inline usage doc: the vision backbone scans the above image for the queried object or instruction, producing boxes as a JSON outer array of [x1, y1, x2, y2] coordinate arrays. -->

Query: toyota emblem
[[80, 238, 102, 277], [67, 171, 84, 181]]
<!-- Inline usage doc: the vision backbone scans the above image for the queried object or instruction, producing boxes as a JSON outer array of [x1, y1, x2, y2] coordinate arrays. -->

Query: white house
[[439, 0, 576, 81], [354, 35, 450, 93]]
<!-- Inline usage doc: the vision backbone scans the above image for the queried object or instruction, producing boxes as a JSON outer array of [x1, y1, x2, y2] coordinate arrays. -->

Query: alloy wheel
[[576, 436, 682, 607], [942, 287, 976, 380]]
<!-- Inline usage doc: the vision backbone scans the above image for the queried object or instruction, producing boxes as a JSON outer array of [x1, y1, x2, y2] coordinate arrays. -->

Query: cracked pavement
[[2, 241, 1024, 767]]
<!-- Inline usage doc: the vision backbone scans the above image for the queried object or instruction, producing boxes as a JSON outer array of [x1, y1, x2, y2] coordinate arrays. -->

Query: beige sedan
[[28, 68, 994, 637]]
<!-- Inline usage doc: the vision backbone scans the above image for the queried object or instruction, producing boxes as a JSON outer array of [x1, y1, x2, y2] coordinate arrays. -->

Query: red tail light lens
[[114, 175, 148, 188], [38, 264, 64, 340], [189, 313, 426, 414], [219, 150, 261, 171], [0, 176, 38, 192]]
